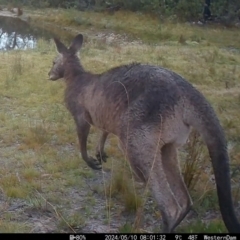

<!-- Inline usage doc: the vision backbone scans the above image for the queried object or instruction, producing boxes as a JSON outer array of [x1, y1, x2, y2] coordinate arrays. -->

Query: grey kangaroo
[[48, 34, 240, 233]]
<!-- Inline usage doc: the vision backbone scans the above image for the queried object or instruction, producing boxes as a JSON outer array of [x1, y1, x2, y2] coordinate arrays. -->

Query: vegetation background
[[0, 0, 240, 234], [1, 0, 240, 24]]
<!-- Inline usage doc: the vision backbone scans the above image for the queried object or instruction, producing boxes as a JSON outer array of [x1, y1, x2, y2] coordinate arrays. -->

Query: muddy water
[[0, 16, 73, 51]]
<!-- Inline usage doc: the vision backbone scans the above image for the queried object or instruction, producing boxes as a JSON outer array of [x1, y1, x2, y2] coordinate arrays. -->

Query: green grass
[[0, 220, 30, 233], [27, 8, 240, 48], [0, 8, 240, 233], [178, 219, 227, 233]]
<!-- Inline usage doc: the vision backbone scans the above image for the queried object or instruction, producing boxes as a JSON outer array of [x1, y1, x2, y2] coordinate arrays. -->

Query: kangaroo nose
[[48, 72, 53, 80]]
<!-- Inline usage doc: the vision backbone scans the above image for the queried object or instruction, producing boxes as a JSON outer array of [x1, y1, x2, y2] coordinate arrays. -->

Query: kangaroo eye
[[52, 61, 55, 65]]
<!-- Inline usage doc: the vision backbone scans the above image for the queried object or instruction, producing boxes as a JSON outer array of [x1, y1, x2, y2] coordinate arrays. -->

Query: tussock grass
[[57, 212, 86, 231], [0, 9, 240, 232], [107, 169, 143, 213], [182, 131, 206, 191], [0, 220, 30, 233]]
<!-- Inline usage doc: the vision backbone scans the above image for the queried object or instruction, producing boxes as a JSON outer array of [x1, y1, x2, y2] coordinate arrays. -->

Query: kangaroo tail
[[183, 86, 240, 233]]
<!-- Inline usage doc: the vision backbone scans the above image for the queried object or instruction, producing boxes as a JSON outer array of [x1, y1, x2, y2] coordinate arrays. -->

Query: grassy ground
[[0, 8, 240, 233]]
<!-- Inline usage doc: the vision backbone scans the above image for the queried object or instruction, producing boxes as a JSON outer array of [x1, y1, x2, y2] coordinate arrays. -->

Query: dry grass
[[0, 9, 240, 233]]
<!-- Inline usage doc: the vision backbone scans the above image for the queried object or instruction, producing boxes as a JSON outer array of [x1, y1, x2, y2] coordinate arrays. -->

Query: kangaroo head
[[48, 34, 83, 80]]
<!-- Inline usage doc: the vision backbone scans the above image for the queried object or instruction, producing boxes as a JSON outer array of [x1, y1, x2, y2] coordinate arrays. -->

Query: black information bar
[[0, 233, 239, 240]]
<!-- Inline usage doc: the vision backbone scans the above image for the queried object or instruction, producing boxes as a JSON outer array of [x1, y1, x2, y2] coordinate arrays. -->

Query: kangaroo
[[48, 34, 240, 233]]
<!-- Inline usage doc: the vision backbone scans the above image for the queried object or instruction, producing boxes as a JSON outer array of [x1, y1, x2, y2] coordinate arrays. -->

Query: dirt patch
[[0, 169, 230, 233]]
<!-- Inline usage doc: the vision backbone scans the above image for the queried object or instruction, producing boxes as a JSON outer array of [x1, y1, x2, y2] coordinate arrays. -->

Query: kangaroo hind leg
[[161, 143, 193, 231], [122, 131, 183, 233]]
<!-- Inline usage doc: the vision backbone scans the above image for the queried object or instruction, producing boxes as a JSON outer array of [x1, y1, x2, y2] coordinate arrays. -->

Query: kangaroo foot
[[86, 157, 102, 170]]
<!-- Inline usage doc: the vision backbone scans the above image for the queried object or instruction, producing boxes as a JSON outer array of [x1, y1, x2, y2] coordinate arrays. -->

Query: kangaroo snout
[[48, 71, 58, 81], [48, 72, 52, 80]]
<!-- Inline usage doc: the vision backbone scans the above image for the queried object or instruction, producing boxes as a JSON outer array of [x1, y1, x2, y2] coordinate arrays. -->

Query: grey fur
[[48, 34, 240, 233]]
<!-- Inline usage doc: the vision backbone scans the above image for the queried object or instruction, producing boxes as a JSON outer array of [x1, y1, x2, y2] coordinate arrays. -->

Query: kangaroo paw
[[96, 152, 108, 163]]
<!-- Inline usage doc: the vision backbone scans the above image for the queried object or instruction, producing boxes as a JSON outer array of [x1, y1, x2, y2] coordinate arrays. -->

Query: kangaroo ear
[[53, 37, 68, 54], [69, 34, 83, 54]]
